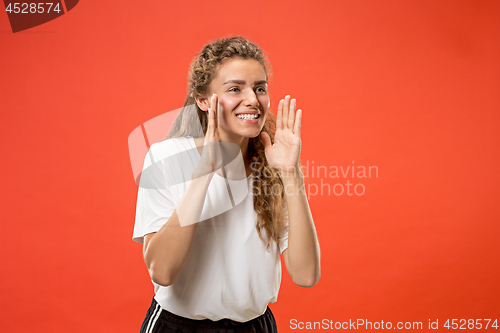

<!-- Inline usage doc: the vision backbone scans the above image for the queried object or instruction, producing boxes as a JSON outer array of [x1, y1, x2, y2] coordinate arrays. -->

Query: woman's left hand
[[261, 95, 302, 176]]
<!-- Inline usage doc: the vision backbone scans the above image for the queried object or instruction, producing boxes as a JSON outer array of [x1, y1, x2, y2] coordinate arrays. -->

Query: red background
[[1, 1, 499, 332]]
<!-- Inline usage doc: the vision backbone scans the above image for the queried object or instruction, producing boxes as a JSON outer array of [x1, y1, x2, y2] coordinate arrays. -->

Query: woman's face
[[206, 58, 270, 141]]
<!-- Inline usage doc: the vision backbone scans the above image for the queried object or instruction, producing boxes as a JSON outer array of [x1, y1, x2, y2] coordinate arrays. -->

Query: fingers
[[207, 104, 214, 171], [207, 99, 213, 139], [260, 131, 272, 148], [282, 95, 290, 130], [206, 93, 219, 172], [288, 97, 296, 130], [276, 99, 284, 131], [211, 93, 219, 133], [278, 95, 299, 133], [207, 93, 219, 141], [294, 109, 302, 137]]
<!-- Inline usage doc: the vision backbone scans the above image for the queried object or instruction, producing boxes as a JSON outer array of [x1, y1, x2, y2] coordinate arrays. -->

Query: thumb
[[260, 131, 272, 149]]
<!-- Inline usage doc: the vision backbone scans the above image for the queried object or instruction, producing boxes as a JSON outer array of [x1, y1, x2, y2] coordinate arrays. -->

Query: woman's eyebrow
[[222, 80, 268, 85]]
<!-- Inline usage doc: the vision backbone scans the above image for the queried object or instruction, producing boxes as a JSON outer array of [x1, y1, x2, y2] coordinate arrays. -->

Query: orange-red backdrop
[[1, 1, 499, 332]]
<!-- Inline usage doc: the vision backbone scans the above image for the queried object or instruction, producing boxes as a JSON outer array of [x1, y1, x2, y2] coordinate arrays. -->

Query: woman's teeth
[[236, 114, 259, 120]]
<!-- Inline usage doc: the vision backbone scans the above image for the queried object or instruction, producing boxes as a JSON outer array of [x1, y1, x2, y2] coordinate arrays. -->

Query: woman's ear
[[195, 97, 209, 112]]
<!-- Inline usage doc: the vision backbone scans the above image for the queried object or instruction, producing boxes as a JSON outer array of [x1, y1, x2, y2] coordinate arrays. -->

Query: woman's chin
[[240, 128, 263, 139], [221, 124, 265, 140]]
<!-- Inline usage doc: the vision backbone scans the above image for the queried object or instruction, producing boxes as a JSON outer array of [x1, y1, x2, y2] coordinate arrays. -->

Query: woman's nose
[[243, 88, 259, 107]]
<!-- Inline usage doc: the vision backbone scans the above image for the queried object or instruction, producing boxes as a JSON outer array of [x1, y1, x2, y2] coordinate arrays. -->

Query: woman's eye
[[256, 87, 267, 93], [229, 87, 240, 92]]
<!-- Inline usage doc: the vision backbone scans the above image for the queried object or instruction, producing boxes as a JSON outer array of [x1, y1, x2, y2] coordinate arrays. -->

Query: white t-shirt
[[133, 136, 289, 322]]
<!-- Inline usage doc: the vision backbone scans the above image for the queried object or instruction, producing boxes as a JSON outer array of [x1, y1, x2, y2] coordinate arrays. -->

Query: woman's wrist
[[277, 164, 303, 180]]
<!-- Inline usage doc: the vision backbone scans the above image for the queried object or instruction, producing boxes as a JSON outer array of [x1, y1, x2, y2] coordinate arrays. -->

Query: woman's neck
[[218, 133, 251, 177]]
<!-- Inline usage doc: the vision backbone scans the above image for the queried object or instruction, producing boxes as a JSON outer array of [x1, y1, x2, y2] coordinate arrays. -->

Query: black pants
[[140, 297, 278, 333]]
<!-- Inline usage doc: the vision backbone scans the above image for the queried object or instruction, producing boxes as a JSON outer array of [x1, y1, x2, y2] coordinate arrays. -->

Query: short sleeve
[[278, 202, 290, 255], [132, 143, 176, 243]]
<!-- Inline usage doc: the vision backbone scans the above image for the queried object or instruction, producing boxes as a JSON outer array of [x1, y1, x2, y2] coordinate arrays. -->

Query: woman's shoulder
[[192, 137, 204, 147], [149, 136, 197, 156]]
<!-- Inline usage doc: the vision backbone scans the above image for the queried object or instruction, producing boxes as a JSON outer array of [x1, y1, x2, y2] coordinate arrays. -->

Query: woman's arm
[[143, 172, 214, 287], [261, 95, 321, 288], [281, 172, 320, 287], [143, 94, 221, 287]]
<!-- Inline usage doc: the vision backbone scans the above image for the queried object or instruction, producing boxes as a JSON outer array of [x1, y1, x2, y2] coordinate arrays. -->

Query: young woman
[[133, 36, 320, 332]]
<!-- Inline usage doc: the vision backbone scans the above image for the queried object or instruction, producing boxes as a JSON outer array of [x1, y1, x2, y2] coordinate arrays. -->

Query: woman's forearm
[[281, 172, 321, 286], [143, 172, 214, 286]]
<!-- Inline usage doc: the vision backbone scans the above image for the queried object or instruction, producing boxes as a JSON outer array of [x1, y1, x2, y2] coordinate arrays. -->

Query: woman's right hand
[[193, 93, 221, 178]]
